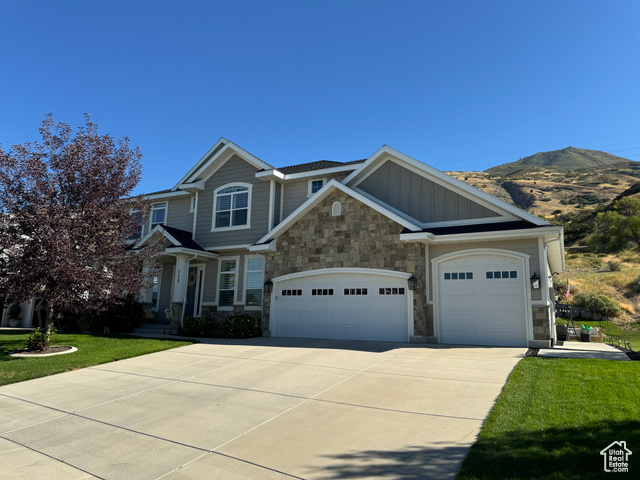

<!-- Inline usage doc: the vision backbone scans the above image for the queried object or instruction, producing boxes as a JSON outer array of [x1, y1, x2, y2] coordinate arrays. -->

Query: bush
[[26, 329, 56, 351], [607, 260, 623, 272], [631, 274, 640, 293], [572, 293, 623, 318], [219, 314, 260, 339], [181, 316, 211, 336]]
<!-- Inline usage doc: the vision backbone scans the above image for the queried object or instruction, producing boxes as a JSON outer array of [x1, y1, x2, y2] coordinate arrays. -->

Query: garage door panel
[[439, 254, 528, 347], [273, 272, 408, 342]]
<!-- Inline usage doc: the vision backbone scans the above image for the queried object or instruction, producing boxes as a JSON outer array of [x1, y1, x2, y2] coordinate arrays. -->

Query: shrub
[[572, 293, 623, 318], [607, 260, 623, 272], [631, 274, 640, 293], [219, 314, 260, 339], [26, 329, 56, 351], [181, 316, 211, 336]]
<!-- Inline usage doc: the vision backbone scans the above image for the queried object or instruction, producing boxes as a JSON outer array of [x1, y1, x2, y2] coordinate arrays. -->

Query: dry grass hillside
[[447, 162, 640, 219]]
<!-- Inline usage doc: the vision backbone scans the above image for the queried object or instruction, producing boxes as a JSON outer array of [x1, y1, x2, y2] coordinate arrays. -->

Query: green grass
[[458, 358, 640, 479], [0, 330, 193, 387]]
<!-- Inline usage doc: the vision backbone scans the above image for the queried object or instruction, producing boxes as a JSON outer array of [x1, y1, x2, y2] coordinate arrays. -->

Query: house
[[133, 138, 564, 348]]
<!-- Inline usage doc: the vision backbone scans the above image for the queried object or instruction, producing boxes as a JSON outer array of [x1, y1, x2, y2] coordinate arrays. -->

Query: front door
[[184, 265, 204, 318]]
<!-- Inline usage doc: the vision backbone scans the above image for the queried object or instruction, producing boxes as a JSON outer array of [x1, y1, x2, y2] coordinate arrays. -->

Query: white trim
[[272, 267, 411, 283], [216, 256, 240, 310], [425, 243, 431, 304], [255, 180, 421, 246], [268, 179, 275, 230], [177, 179, 205, 193], [343, 145, 549, 226], [206, 244, 253, 251], [255, 164, 361, 181], [432, 249, 533, 346], [211, 182, 253, 232], [248, 241, 276, 252], [191, 192, 198, 236], [399, 226, 563, 244], [244, 255, 265, 311], [165, 247, 218, 259], [174, 138, 228, 188], [145, 191, 191, 200], [307, 178, 327, 197], [149, 202, 168, 231]]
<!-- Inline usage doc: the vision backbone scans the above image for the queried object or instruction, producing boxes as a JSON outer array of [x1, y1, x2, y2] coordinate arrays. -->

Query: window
[[218, 258, 238, 307], [308, 179, 326, 197], [444, 272, 473, 280], [245, 257, 264, 307], [312, 289, 334, 295], [379, 287, 406, 295], [190, 196, 197, 213], [486, 270, 518, 280], [150, 203, 166, 229], [213, 184, 251, 230], [151, 276, 159, 307], [129, 208, 144, 240], [332, 201, 342, 216], [281, 289, 303, 296], [344, 288, 368, 295]]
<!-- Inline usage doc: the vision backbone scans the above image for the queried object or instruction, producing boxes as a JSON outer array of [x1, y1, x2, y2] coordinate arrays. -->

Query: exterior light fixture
[[407, 274, 418, 290], [264, 279, 274, 293], [531, 273, 540, 290]]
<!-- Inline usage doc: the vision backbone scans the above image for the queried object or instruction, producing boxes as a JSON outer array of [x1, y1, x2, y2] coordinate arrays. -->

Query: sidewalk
[[537, 341, 630, 361]]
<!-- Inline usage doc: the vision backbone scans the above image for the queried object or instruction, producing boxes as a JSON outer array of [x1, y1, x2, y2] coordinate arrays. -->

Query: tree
[[0, 115, 159, 347], [588, 197, 640, 252]]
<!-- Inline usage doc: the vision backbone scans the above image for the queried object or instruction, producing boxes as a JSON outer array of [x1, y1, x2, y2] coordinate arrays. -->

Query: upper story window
[[308, 179, 326, 197], [150, 203, 166, 229], [213, 183, 252, 230], [129, 208, 144, 241]]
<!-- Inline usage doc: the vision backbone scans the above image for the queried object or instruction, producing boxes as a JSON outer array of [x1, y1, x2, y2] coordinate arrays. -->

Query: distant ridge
[[486, 147, 631, 173]]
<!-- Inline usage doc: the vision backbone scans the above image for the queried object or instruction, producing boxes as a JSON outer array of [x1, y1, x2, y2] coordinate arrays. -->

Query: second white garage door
[[437, 252, 529, 347], [272, 270, 410, 342]]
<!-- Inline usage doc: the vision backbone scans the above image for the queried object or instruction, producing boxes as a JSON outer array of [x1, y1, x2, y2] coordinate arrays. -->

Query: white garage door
[[438, 253, 528, 347], [273, 271, 409, 342]]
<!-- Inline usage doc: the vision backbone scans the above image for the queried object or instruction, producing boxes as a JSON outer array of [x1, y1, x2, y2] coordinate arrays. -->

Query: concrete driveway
[[0, 338, 524, 479]]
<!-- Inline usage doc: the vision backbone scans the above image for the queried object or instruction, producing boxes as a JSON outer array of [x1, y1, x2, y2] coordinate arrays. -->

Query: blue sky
[[1, 0, 639, 195]]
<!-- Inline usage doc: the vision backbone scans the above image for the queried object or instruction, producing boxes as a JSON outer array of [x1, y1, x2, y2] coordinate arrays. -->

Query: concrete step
[[133, 325, 181, 335]]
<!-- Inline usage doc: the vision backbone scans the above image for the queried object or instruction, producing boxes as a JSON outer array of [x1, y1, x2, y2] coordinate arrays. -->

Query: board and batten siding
[[428, 238, 543, 301], [280, 173, 352, 220], [357, 160, 499, 223], [273, 182, 282, 226], [194, 154, 270, 248]]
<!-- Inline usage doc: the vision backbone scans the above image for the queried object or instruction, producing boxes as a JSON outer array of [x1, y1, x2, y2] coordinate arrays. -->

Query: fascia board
[[255, 180, 421, 245], [346, 145, 549, 227], [173, 137, 228, 190], [135, 225, 177, 248], [165, 247, 218, 259], [248, 241, 276, 252], [223, 140, 274, 171], [146, 191, 191, 200], [175, 179, 205, 192], [255, 169, 286, 181], [399, 232, 435, 243], [431, 226, 563, 244], [282, 164, 362, 180]]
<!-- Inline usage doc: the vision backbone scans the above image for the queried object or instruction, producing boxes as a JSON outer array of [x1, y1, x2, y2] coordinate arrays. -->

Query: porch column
[[170, 254, 191, 324]]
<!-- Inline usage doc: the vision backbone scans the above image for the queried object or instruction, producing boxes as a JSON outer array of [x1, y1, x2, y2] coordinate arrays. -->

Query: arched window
[[212, 183, 252, 230], [332, 201, 342, 216]]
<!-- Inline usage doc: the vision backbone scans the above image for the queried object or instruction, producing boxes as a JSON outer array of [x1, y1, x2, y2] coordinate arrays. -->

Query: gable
[[357, 160, 500, 224]]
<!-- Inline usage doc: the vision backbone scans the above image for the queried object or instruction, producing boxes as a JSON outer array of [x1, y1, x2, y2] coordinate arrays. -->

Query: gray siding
[[281, 173, 351, 220], [428, 239, 542, 301], [274, 183, 282, 226], [358, 160, 499, 224], [202, 259, 218, 303], [194, 154, 270, 248], [167, 197, 194, 232]]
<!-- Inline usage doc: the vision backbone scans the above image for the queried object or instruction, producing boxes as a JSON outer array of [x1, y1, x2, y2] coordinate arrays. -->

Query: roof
[[161, 226, 206, 251], [405, 221, 546, 236], [277, 159, 366, 175]]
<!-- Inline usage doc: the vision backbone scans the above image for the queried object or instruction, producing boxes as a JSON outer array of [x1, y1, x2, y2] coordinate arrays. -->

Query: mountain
[[486, 147, 632, 174]]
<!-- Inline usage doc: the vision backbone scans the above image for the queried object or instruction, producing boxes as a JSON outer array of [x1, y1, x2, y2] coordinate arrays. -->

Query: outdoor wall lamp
[[407, 274, 418, 290], [531, 273, 540, 290], [264, 279, 274, 293]]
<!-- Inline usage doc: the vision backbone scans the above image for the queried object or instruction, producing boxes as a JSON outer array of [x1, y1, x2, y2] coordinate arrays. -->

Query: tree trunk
[[44, 306, 55, 349]]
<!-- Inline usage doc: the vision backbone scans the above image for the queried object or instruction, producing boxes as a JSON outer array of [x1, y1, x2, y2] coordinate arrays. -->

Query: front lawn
[[556, 317, 640, 348], [0, 330, 193, 387], [458, 358, 640, 479]]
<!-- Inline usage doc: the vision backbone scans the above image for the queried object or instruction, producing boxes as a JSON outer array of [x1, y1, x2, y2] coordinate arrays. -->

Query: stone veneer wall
[[262, 189, 429, 337], [532, 305, 551, 340]]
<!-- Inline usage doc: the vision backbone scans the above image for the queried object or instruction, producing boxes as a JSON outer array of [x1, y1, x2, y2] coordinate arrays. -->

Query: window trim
[[211, 182, 252, 232], [243, 255, 265, 311], [307, 178, 327, 197], [216, 256, 240, 310], [150, 202, 167, 230]]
